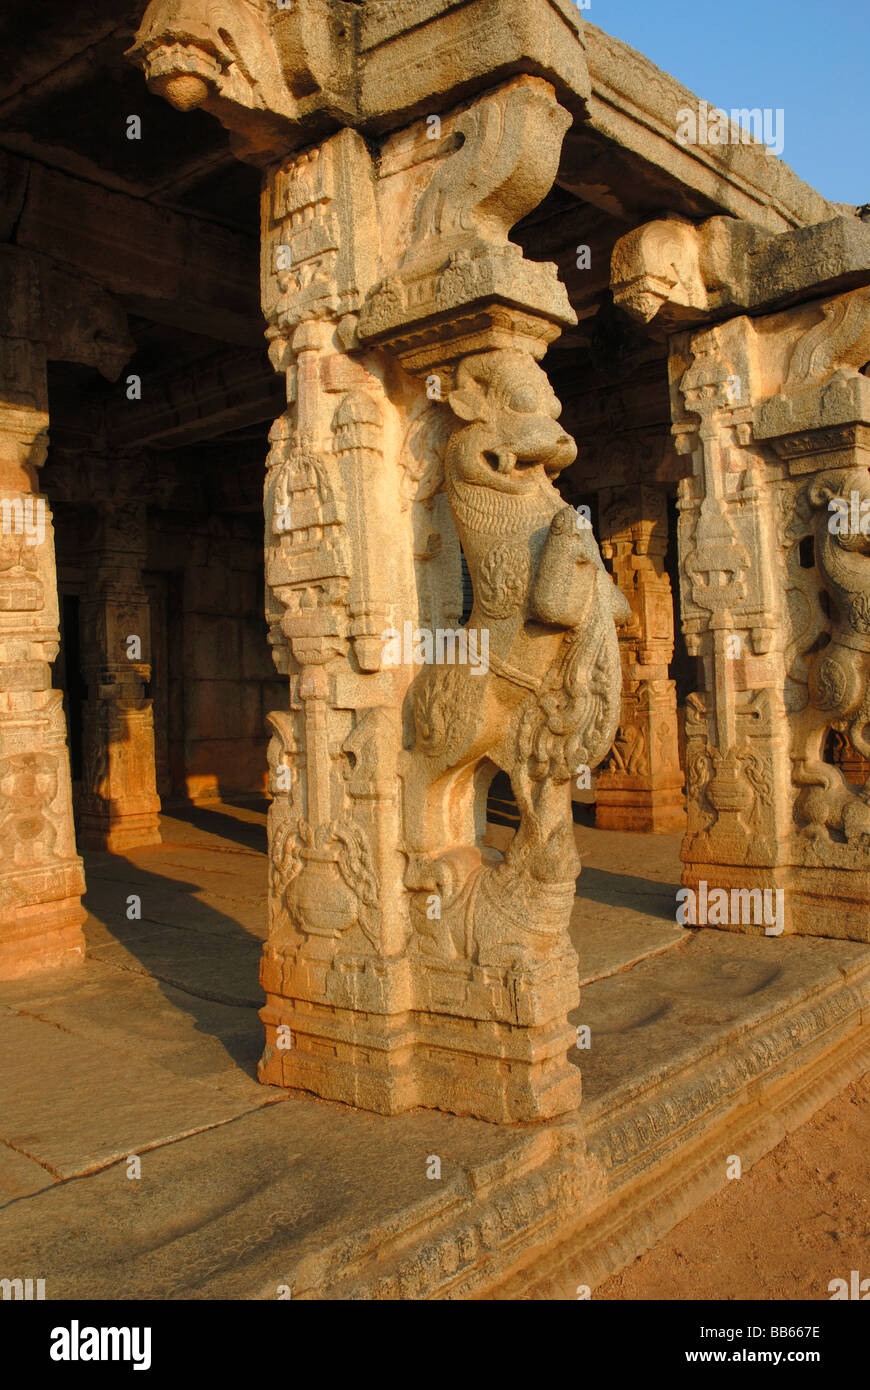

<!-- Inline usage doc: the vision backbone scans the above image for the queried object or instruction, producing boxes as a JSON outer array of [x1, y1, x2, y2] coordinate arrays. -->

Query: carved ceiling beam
[[103, 347, 283, 450]]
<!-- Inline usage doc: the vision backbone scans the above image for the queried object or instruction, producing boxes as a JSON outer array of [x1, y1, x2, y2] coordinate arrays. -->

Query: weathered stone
[[668, 286, 870, 939], [2, 807, 869, 1299], [115, 0, 870, 1135], [77, 480, 162, 854], [611, 214, 870, 329], [0, 248, 85, 979], [595, 485, 686, 833]]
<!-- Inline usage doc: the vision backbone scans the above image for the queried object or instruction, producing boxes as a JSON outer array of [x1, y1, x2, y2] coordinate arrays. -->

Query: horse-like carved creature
[[794, 467, 870, 847], [405, 348, 629, 967]]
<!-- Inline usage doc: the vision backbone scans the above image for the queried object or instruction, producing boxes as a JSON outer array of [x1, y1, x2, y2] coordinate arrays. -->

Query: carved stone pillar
[[0, 248, 86, 977], [595, 485, 685, 832], [670, 287, 870, 940], [132, 3, 625, 1121], [78, 488, 161, 852], [251, 77, 629, 1124]]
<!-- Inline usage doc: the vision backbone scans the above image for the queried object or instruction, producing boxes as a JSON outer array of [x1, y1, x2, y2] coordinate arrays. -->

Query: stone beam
[[128, 0, 838, 247], [356, 0, 589, 131], [611, 214, 870, 331], [8, 155, 262, 347], [129, 0, 589, 163], [104, 347, 283, 450], [579, 26, 837, 235]]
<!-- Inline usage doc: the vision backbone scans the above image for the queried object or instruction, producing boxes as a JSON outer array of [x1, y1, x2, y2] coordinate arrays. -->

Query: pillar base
[[681, 862, 870, 941], [0, 863, 86, 979], [596, 788, 686, 834], [259, 943, 582, 1123], [78, 807, 161, 853]]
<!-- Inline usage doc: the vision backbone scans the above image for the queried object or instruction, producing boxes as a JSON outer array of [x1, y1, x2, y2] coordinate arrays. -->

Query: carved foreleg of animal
[[531, 504, 631, 631]]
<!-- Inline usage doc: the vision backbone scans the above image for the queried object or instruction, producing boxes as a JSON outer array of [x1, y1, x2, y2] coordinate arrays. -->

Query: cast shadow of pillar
[[80, 812, 268, 1077]]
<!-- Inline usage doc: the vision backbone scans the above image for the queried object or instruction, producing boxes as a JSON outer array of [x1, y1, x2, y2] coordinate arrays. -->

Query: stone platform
[[0, 804, 867, 1299]]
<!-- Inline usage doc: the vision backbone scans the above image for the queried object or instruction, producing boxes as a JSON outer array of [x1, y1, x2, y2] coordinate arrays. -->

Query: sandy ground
[[597, 1071, 870, 1301]]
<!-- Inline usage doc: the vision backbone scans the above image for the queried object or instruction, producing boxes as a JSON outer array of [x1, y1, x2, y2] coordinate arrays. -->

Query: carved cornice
[[612, 216, 870, 332], [129, 0, 589, 163]]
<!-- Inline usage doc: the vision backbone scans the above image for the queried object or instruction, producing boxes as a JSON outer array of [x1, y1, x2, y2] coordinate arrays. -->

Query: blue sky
[[581, 0, 868, 206]]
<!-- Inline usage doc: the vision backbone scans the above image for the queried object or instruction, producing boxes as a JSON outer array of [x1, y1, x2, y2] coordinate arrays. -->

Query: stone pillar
[[130, 0, 625, 1121], [78, 489, 161, 852], [595, 484, 685, 832], [670, 287, 870, 940], [609, 213, 870, 940], [0, 248, 86, 977], [251, 78, 629, 1123]]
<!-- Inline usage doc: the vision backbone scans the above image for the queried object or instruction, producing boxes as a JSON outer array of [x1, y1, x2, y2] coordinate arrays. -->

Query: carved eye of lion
[[508, 386, 538, 414]]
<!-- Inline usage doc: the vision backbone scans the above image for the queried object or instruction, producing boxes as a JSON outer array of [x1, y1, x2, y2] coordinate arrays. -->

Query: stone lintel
[[612, 214, 870, 333], [130, 0, 589, 164]]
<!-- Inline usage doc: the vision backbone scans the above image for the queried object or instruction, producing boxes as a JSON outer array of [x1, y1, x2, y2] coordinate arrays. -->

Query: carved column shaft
[[256, 129, 419, 1114], [671, 289, 870, 940], [595, 484, 685, 833], [0, 248, 85, 977], [78, 490, 161, 852]]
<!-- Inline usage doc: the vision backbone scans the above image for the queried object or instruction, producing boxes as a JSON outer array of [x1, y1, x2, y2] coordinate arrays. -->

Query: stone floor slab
[[2, 806, 867, 1299], [0, 1142, 54, 1204], [0, 1007, 283, 1181]]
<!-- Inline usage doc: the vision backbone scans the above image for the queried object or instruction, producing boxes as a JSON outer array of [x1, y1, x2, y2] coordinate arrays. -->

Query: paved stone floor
[[0, 803, 866, 1299]]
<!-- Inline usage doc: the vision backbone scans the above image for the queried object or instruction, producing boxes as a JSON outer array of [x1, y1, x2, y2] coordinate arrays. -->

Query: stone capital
[[357, 77, 577, 374]]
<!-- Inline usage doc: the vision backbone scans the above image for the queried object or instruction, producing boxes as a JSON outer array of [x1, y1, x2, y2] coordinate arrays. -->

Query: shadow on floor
[[82, 814, 268, 1076], [82, 806, 682, 1079], [574, 866, 682, 922], [164, 801, 268, 853]]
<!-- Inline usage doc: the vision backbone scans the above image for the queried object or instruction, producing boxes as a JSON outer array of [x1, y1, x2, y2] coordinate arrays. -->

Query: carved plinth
[[259, 946, 418, 1113], [259, 943, 581, 1122], [412, 948, 582, 1122]]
